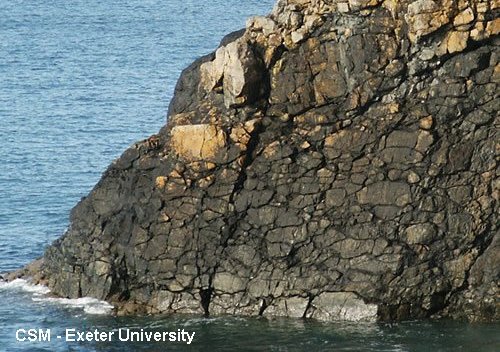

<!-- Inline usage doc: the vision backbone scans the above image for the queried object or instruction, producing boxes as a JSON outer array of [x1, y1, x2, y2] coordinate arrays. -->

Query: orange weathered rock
[[170, 124, 226, 161], [446, 30, 470, 53]]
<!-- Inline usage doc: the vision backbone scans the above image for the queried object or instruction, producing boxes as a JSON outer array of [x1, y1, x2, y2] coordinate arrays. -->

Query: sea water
[[0, 1, 498, 351]]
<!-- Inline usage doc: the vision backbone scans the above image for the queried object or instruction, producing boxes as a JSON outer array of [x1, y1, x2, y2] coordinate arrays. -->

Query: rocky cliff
[[20, 0, 500, 322]]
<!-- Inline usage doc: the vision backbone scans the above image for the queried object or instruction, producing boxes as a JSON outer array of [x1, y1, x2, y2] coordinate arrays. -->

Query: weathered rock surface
[[17, 0, 499, 322]]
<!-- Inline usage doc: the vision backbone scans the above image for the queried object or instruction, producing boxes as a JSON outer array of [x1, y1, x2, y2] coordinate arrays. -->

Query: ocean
[[0, 0, 498, 351]]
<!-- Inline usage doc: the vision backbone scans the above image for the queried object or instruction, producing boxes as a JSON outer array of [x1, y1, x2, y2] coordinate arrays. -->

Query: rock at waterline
[[16, 0, 500, 322]]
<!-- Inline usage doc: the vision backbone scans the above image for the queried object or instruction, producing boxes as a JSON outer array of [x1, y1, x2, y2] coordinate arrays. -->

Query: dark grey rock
[[15, 0, 499, 323]]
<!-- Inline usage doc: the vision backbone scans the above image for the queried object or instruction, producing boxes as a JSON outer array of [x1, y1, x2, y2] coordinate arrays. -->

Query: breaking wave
[[0, 278, 113, 315]]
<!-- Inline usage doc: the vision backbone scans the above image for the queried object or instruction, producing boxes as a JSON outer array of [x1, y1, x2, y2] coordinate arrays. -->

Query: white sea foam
[[0, 278, 113, 315], [0, 278, 50, 295], [32, 296, 114, 315]]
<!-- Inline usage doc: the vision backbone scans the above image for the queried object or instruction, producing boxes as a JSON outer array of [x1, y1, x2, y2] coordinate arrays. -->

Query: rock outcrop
[[21, 0, 499, 322]]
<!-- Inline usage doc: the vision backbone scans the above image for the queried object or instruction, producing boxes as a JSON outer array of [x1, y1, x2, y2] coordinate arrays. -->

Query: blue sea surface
[[0, 1, 498, 351]]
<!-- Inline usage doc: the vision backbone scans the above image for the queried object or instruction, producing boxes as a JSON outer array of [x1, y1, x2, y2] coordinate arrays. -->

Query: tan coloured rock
[[170, 124, 226, 161], [155, 176, 168, 189], [230, 118, 260, 149], [486, 18, 500, 35], [453, 7, 474, 26], [419, 116, 434, 130], [348, 0, 381, 10], [446, 31, 470, 53], [187, 161, 217, 172], [230, 126, 251, 146], [470, 22, 486, 40], [324, 129, 368, 150], [406, 0, 454, 42], [243, 118, 259, 134], [263, 140, 281, 159]]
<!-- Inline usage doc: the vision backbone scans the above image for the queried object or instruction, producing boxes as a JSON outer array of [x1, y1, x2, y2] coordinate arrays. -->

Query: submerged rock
[[19, 0, 499, 322]]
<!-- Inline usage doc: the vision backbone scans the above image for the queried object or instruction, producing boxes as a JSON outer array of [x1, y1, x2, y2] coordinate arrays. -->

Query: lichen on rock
[[13, 0, 499, 323]]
